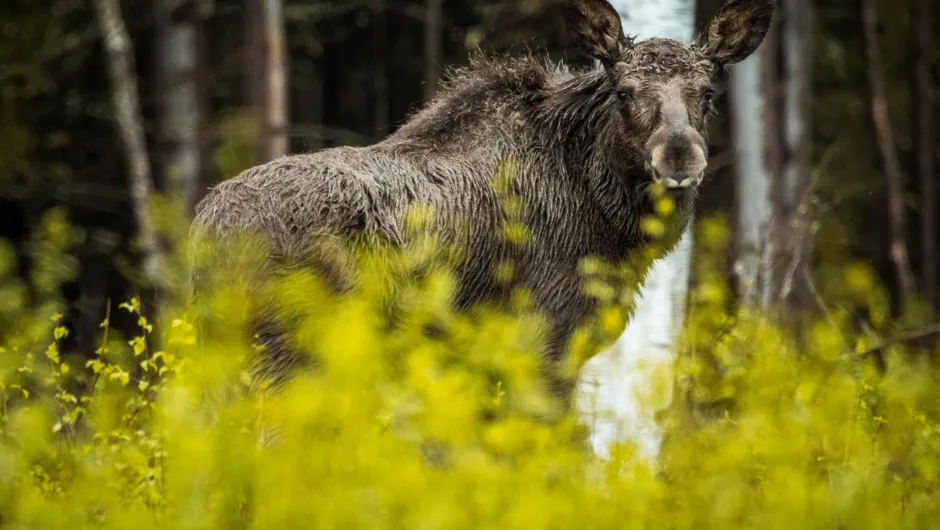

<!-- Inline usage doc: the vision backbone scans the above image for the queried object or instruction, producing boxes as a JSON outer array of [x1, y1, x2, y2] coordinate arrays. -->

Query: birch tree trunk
[[575, 0, 696, 461], [731, 49, 776, 308], [731, 14, 778, 308], [93, 0, 164, 285], [155, 0, 202, 216], [862, 0, 915, 307], [732, 1, 813, 317]]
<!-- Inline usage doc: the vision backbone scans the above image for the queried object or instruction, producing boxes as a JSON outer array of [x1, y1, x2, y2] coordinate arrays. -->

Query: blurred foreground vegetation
[[1, 199, 939, 529], [2, 0, 939, 525]]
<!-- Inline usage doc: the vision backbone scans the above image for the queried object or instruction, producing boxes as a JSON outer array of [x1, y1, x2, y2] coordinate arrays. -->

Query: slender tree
[[244, 0, 288, 162], [576, 0, 696, 461], [423, 0, 442, 101], [92, 0, 164, 285], [862, 0, 915, 306], [373, 0, 390, 137], [731, 0, 814, 315], [245, 0, 265, 162], [777, 0, 813, 309], [730, 24, 778, 309], [264, 0, 289, 159], [155, 0, 202, 216], [912, 0, 936, 307]]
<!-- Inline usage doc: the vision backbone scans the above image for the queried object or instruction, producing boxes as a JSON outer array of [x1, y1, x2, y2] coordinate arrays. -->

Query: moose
[[191, 0, 775, 409]]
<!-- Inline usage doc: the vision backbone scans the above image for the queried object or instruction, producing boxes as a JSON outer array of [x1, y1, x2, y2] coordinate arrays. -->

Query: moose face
[[566, 0, 776, 190]]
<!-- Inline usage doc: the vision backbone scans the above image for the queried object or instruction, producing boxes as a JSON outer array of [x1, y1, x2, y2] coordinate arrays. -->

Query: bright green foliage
[[1, 199, 939, 529]]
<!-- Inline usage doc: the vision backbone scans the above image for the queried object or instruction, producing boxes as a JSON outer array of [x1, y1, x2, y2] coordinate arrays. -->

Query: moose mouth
[[644, 140, 707, 191], [645, 163, 704, 190]]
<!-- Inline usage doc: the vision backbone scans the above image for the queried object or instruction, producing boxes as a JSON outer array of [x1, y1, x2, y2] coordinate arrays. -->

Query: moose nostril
[[676, 173, 703, 188], [647, 138, 707, 189]]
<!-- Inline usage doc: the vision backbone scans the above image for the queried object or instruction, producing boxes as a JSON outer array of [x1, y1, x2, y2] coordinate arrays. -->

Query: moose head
[[565, 0, 775, 190]]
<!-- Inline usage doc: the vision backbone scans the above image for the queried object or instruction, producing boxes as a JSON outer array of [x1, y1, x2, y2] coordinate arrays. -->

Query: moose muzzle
[[645, 95, 708, 190]]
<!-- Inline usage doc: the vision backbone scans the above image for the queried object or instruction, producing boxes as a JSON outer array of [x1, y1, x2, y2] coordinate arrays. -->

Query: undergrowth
[[0, 191, 938, 529]]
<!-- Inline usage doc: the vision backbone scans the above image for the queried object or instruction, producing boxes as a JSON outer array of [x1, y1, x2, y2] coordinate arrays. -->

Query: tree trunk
[[862, 0, 915, 306], [92, 0, 164, 286], [263, 0, 289, 159], [912, 0, 937, 307], [155, 0, 202, 216], [423, 0, 442, 101], [731, 1, 814, 318], [244, 0, 289, 161], [194, 0, 211, 208], [730, 28, 778, 309], [293, 56, 324, 151], [244, 0, 265, 163], [776, 0, 813, 310], [576, 0, 696, 461], [373, 0, 390, 138]]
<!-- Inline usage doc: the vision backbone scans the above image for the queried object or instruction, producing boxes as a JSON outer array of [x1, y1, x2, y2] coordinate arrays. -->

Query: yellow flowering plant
[[0, 185, 937, 530]]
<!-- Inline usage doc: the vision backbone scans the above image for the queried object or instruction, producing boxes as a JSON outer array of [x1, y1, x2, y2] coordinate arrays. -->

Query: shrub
[[0, 203, 938, 529]]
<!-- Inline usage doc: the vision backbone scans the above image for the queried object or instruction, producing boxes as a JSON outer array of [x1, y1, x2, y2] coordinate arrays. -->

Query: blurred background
[[0, 0, 936, 358]]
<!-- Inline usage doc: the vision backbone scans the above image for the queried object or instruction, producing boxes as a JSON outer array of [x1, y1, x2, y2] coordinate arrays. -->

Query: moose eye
[[702, 88, 716, 104]]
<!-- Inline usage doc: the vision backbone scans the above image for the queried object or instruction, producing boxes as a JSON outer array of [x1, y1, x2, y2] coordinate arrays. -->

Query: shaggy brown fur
[[191, 0, 776, 405]]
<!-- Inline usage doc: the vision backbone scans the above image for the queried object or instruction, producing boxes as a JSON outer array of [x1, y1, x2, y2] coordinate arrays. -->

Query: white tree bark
[[575, 0, 696, 461], [93, 0, 164, 286], [731, 49, 775, 307], [156, 0, 201, 215]]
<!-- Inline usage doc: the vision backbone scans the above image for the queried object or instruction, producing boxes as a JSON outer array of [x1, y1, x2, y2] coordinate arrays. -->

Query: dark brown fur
[[191, 0, 776, 404]]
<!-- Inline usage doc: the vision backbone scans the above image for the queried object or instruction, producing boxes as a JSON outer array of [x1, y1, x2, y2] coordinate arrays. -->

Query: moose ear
[[565, 0, 629, 68], [697, 0, 776, 67]]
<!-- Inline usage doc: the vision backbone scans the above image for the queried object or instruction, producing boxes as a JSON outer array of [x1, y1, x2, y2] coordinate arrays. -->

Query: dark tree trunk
[[912, 0, 937, 308], [423, 0, 442, 101], [373, 0, 390, 138], [862, 0, 915, 308], [194, 0, 211, 207], [293, 56, 325, 151], [244, 0, 266, 163], [776, 0, 813, 311]]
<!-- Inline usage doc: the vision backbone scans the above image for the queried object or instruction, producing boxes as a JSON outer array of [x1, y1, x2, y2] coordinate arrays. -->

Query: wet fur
[[191, 0, 776, 404]]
